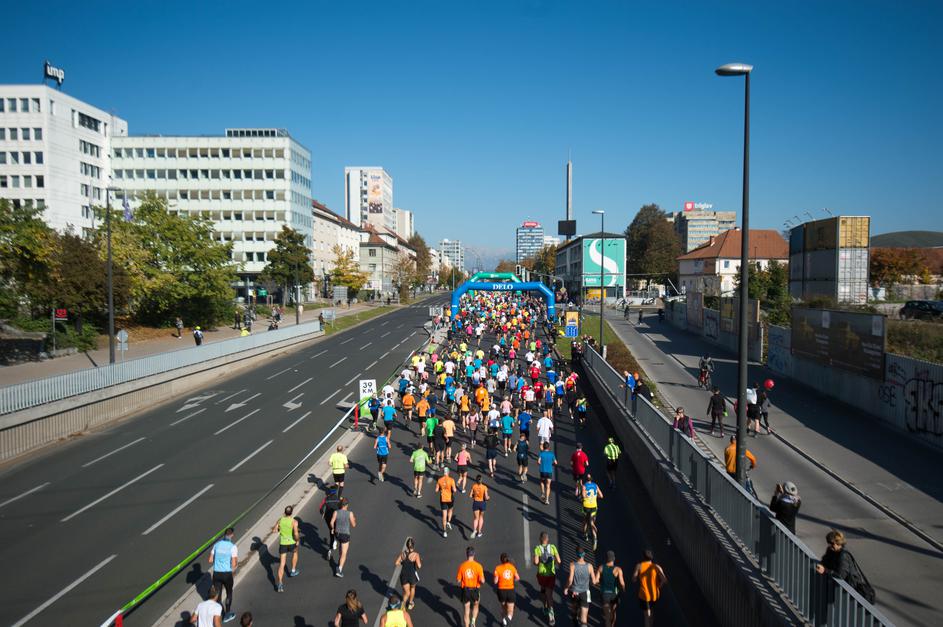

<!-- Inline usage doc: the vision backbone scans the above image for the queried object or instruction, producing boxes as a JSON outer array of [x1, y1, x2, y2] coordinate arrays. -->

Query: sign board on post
[[54, 308, 68, 321], [359, 379, 377, 399], [564, 325, 579, 338], [257, 288, 268, 297], [428, 306, 444, 317], [333, 286, 348, 303]]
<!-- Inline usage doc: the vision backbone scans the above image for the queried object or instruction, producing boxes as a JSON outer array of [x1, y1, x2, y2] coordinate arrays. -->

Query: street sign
[[257, 288, 268, 297], [428, 306, 444, 317], [116, 329, 129, 343], [54, 308, 68, 321], [323, 309, 336, 323], [359, 379, 377, 399], [564, 325, 578, 338]]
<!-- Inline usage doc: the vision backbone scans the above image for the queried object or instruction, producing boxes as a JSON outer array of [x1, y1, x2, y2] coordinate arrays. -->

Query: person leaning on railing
[[814, 530, 876, 604]]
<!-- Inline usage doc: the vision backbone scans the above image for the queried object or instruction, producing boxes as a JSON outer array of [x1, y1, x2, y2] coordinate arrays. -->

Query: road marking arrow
[[176, 392, 219, 413], [283, 393, 304, 411], [226, 392, 261, 412]]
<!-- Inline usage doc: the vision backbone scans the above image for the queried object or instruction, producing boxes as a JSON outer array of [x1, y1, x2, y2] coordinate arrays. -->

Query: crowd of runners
[[194, 291, 668, 627]]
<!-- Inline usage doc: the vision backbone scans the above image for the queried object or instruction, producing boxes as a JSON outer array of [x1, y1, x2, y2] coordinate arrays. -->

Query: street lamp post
[[105, 189, 117, 364], [716, 62, 752, 484], [593, 210, 605, 348]]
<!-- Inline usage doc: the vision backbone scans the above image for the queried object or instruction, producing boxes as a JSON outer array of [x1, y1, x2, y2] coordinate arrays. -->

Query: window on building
[[7, 99, 16, 112], [723, 260, 730, 268], [0, 129, 4, 140], [0, 152, 5, 164], [10, 152, 18, 164], [115, 169, 123, 179], [146, 148, 155, 158], [33, 128, 42, 140], [0, 176, 6, 188], [221, 148, 230, 158], [22, 152, 31, 164], [78, 112, 101, 132], [23, 175, 31, 188], [31, 98, 40, 112], [36, 199, 45, 209], [36, 175, 43, 188], [21, 128, 30, 140], [369, 249, 377, 257], [34, 152, 42, 164], [266, 190, 274, 200], [245, 252, 254, 262], [20, 98, 29, 111]]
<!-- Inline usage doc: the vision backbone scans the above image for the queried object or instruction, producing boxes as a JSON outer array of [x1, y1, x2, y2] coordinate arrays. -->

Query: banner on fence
[[791, 307, 886, 379]]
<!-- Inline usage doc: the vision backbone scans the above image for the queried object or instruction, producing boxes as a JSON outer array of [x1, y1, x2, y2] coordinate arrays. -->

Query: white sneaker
[[447, 522, 452, 530], [443, 531, 448, 538]]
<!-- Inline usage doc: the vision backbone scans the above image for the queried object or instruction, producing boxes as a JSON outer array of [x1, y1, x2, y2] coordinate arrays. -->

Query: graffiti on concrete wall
[[767, 325, 793, 377], [704, 309, 719, 340], [882, 356, 943, 438]]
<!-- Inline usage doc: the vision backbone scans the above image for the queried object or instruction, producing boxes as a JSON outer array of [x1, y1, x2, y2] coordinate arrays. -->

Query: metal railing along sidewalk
[[0, 321, 322, 416], [581, 346, 892, 627]]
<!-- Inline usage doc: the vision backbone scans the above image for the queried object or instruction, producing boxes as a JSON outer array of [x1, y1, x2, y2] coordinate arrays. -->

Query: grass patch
[[323, 306, 394, 335], [888, 319, 943, 363], [555, 314, 658, 395]]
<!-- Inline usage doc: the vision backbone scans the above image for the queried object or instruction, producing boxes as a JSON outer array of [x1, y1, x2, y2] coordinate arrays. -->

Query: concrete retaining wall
[[0, 329, 325, 464], [666, 302, 764, 362], [767, 324, 943, 450], [579, 359, 801, 626]]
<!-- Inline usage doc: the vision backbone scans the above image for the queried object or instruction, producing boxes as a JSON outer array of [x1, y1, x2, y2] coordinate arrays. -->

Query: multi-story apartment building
[[312, 200, 363, 296], [516, 221, 544, 262], [361, 226, 415, 296], [439, 239, 464, 272], [394, 207, 414, 239], [111, 128, 313, 296], [344, 166, 393, 232], [673, 207, 737, 252], [0, 85, 128, 235]]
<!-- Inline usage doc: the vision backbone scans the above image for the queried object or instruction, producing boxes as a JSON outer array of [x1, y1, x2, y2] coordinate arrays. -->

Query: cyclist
[[597, 550, 626, 627], [698, 354, 714, 389], [533, 531, 562, 625], [581, 473, 603, 549], [394, 537, 422, 611], [493, 553, 521, 626]]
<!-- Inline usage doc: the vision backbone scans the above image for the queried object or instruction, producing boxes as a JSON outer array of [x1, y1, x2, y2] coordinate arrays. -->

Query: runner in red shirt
[[570, 443, 590, 497]]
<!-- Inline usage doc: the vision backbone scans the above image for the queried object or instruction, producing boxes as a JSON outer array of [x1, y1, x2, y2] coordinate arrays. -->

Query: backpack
[[844, 550, 876, 604]]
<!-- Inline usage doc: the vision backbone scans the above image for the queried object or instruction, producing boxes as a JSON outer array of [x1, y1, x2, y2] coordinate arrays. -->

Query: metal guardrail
[[0, 321, 322, 417], [581, 346, 893, 627]]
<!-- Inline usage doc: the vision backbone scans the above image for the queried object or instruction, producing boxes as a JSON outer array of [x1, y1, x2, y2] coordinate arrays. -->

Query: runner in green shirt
[[533, 531, 562, 624], [604, 437, 622, 488], [424, 415, 439, 450], [410, 446, 432, 498]]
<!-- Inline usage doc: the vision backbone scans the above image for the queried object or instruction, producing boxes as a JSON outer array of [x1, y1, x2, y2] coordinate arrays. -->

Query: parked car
[[899, 300, 943, 320]]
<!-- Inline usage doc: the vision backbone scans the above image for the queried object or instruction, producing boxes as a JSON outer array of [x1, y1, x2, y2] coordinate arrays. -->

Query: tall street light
[[105, 188, 119, 364], [593, 210, 605, 349], [715, 61, 752, 484]]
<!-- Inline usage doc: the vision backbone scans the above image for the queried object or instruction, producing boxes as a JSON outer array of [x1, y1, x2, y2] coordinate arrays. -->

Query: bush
[[888, 320, 943, 363], [11, 317, 99, 352]]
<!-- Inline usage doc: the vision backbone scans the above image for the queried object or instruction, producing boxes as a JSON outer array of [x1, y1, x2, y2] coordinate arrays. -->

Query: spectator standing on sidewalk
[[758, 388, 773, 434], [706, 388, 726, 437], [672, 407, 695, 438], [724, 436, 756, 479], [634, 378, 653, 403], [175, 316, 184, 339], [815, 530, 875, 603], [769, 481, 801, 534]]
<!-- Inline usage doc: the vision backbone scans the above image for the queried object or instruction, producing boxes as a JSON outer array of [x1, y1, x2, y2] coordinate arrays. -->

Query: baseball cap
[[784, 481, 798, 496]]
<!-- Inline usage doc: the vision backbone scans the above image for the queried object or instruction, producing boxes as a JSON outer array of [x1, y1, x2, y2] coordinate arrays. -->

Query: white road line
[[380, 321, 389, 326], [345, 372, 363, 386], [340, 392, 353, 404], [170, 408, 206, 426], [0, 482, 50, 510], [522, 493, 532, 568], [229, 440, 273, 472], [340, 337, 354, 345], [61, 464, 164, 522], [396, 323, 404, 328], [11, 554, 117, 627], [282, 411, 312, 433], [311, 349, 329, 359], [330, 356, 347, 368], [380, 351, 390, 359], [287, 377, 313, 394], [320, 389, 342, 406], [214, 409, 261, 436], [360, 342, 372, 350], [409, 331, 417, 337], [216, 389, 247, 404], [371, 538, 409, 627], [142, 484, 214, 535], [366, 360, 378, 370], [81, 437, 146, 468], [266, 367, 292, 380], [381, 331, 391, 338]]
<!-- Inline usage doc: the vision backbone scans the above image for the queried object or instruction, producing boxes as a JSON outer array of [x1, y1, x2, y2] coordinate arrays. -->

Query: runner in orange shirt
[[415, 397, 430, 440], [402, 390, 416, 422], [456, 547, 485, 627], [493, 553, 521, 624], [469, 474, 490, 538], [435, 467, 458, 538]]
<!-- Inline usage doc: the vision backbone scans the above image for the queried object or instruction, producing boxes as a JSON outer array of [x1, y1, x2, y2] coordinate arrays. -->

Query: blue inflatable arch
[[450, 281, 556, 319]]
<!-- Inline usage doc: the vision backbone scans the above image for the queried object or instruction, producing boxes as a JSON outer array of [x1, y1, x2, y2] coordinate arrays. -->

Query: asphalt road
[[608, 310, 943, 627], [0, 299, 447, 627], [202, 325, 718, 627]]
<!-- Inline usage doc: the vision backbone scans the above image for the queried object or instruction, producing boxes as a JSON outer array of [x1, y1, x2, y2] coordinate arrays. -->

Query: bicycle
[[698, 369, 712, 390]]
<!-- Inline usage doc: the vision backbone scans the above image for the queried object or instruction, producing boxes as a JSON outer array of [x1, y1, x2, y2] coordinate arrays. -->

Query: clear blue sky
[[4, 0, 940, 263]]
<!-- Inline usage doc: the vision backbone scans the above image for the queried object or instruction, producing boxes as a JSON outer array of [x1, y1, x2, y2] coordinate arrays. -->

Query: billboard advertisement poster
[[565, 311, 580, 327], [790, 307, 886, 379], [582, 238, 625, 287], [367, 171, 384, 214]]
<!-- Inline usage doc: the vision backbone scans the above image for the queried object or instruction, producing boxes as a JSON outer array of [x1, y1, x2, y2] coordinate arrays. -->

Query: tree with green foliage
[[407, 233, 432, 288], [0, 199, 58, 317], [393, 255, 416, 300], [494, 259, 517, 274], [523, 244, 558, 278], [55, 230, 130, 331], [329, 245, 369, 293], [624, 204, 681, 285], [259, 226, 314, 305], [98, 192, 236, 327], [734, 260, 791, 325]]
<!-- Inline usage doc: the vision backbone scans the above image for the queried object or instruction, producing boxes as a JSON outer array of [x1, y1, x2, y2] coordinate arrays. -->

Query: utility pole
[[106, 191, 115, 364]]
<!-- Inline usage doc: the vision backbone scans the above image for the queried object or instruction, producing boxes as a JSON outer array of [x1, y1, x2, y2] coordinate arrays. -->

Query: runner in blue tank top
[[375, 428, 391, 482]]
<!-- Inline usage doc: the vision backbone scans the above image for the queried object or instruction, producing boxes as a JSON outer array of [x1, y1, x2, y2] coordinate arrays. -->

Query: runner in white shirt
[[537, 415, 554, 445], [190, 585, 223, 627], [445, 361, 455, 375], [401, 368, 413, 382], [525, 351, 535, 365], [382, 383, 395, 399]]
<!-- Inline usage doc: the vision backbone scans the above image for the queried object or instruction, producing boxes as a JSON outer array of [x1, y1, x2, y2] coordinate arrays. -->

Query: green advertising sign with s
[[582, 238, 625, 287]]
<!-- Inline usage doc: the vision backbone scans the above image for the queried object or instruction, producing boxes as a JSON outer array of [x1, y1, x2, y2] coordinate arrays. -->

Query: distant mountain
[[870, 231, 943, 248]]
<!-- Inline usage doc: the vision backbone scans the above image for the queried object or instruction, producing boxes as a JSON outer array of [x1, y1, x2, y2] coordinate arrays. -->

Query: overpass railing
[[582, 346, 893, 627], [0, 321, 322, 416]]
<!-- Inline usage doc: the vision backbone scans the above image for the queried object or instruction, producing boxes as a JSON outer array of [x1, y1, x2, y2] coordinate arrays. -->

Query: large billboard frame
[[581, 237, 625, 288], [790, 307, 886, 379]]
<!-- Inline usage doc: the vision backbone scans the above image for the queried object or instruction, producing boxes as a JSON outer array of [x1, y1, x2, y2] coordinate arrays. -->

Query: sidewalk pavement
[[603, 310, 943, 627], [0, 302, 378, 387]]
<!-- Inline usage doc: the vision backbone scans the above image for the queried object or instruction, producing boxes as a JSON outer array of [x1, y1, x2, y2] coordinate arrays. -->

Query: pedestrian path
[[604, 310, 943, 627]]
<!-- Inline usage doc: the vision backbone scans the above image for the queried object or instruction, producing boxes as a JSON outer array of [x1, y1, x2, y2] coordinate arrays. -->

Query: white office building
[[394, 207, 414, 239], [0, 85, 128, 235], [344, 166, 393, 232], [312, 199, 363, 296], [111, 128, 313, 294], [439, 239, 464, 272]]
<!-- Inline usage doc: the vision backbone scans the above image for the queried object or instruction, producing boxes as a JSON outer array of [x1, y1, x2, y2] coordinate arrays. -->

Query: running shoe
[[332, 539, 338, 550], [289, 569, 300, 577], [446, 522, 452, 530], [223, 612, 236, 623], [443, 531, 448, 538], [276, 583, 284, 593]]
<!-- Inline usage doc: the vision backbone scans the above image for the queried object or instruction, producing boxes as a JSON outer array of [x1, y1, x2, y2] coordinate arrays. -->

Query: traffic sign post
[[356, 379, 377, 430], [565, 325, 578, 338], [116, 329, 129, 361]]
